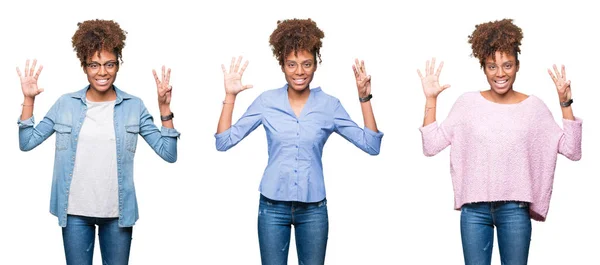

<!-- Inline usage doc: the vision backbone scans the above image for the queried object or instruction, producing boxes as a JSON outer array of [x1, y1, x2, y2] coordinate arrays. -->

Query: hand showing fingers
[[548, 64, 571, 102], [222, 56, 253, 95], [153, 65, 172, 105], [353, 58, 371, 98], [17, 59, 44, 98], [417, 57, 450, 99]]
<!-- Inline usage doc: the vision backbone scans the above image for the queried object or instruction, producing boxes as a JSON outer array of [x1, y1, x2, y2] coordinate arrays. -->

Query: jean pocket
[[125, 125, 139, 153], [53, 124, 72, 151]]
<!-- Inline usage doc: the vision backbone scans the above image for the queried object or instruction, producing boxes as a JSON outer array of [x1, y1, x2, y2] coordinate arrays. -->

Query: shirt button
[[295, 145, 298, 148], [294, 169, 297, 173]]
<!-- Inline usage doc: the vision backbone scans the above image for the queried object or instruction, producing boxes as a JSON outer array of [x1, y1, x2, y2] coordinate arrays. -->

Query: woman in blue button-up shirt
[[215, 18, 383, 265], [17, 19, 179, 264]]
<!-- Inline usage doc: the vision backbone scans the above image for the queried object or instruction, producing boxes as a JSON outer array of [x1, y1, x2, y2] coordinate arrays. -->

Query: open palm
[[417, 58, 450, 98], [17, 59, 44, 98], [222, 56, 252, 95]]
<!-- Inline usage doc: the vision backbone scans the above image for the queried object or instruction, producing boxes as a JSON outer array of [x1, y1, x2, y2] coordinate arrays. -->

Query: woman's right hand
[[221, 56, 253, 95], [417, 57, 450, 99], [17, 59, 44, 99]]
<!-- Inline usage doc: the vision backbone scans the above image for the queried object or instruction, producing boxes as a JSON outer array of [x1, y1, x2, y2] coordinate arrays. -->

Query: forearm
[[422, 97, 437, 127], [360, 100, 378, 133], [20, 97, 35, 120], [560, 105, 574, 121], [159, 105, 174, 129], [217, 94, 237, 134]]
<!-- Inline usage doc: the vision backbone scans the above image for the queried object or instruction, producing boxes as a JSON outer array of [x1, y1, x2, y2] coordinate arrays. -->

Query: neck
[[487, 88, 518, 104], [87, 86, 116, 102], [287, 86, 310, 102]]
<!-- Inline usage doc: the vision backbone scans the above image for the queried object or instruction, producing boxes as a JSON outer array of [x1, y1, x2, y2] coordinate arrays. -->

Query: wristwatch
[[359, 94, 373, 103], [160, 112, 174, 121], [560, 99, 573, 108]]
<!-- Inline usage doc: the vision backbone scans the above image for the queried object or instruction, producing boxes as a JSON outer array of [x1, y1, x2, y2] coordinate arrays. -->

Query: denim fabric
[[18, 86, 180, 227], [62, 215, 132, 265], [258, 194, 328, 265], [460, 201, 532, 265]]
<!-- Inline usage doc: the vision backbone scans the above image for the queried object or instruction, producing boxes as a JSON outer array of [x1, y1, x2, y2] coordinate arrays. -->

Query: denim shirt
[[216, 85, 383, 202], [18, 86, 180, 227]]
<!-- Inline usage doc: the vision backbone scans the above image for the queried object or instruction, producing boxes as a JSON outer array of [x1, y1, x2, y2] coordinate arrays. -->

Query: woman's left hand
[[548, 64, 571, 102], [153, 65, 172, 106], [353, 59, 371, 98]]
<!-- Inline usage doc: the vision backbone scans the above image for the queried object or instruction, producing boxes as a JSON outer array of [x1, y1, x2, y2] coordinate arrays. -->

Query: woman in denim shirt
[[17, 19, 179, 264], [215, 18, 383, 265]]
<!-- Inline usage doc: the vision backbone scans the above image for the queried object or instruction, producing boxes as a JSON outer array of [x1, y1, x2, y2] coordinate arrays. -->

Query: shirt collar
[[70, 85, 132, 105]]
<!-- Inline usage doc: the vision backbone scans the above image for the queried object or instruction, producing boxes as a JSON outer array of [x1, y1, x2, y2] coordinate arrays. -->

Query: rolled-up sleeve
[[333, 100, 383, 155], [558, 117, 582, 161], [215, 95, 264, 151], [419, 121, 451, 157], [138, 101, 180, 163], [18, 98, 60, 151]]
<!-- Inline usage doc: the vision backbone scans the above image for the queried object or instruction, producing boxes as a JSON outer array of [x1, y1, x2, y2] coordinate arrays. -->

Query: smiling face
[[282, 49, 317, 92], [83, 50, 119, 96], [484, 51, 519, 95]]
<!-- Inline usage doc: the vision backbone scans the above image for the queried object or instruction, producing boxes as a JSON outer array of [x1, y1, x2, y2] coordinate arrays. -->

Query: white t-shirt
[[67, 98, 119, 218]]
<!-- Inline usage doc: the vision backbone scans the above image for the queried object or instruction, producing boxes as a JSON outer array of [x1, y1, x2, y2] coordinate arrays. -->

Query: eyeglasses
[[284, 61, 314, 71], [86, 61, 118, 72]]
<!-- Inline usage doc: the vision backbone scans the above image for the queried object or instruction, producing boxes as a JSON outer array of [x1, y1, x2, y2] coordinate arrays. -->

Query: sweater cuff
[[419, 121, 438, 134]]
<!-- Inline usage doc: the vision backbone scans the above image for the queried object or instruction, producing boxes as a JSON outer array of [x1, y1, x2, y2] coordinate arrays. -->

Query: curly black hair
[[468, 18, 523, 68], [72, 19, 127, 67], [269, 18, 324, 66]]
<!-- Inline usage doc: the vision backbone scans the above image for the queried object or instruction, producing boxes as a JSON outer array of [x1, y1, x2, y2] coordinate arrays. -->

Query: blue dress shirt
[[216, 85, 383, 202]]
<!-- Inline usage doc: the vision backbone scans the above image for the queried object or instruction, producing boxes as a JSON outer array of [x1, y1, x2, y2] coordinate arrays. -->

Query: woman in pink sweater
[[418, 19, 582, 265]]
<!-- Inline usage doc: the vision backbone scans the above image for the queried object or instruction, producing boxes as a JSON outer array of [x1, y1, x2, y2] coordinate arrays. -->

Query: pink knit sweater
[[420, 91, 582, 221]]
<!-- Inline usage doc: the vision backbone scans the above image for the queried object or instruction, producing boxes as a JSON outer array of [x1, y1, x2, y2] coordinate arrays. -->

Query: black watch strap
[[359, 94, 372, 103], [560, 99, 573, 108], [160, 112, 174, 121]]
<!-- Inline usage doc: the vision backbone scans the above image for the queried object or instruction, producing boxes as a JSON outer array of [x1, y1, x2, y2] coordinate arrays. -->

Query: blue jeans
[[62, 215, 133, 265], [257, 194, 328, 265], [460, 201, 532, 265]]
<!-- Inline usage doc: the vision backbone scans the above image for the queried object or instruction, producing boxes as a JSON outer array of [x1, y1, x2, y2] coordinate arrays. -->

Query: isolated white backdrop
[[1, 0, 598, 264]]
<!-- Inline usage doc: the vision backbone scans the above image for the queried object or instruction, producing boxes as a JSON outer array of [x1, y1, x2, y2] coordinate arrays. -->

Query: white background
[[1, 0, 598, 264]]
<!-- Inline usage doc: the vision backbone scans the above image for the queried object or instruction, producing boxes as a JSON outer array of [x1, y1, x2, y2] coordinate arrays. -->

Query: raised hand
[[222, 56, 253, 95], [353, 59, 371, 98], [417, 58, 450, 99], [548, 64, 571, 102], [153, 66, 172, 106], [16, 59, 44, 98]]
